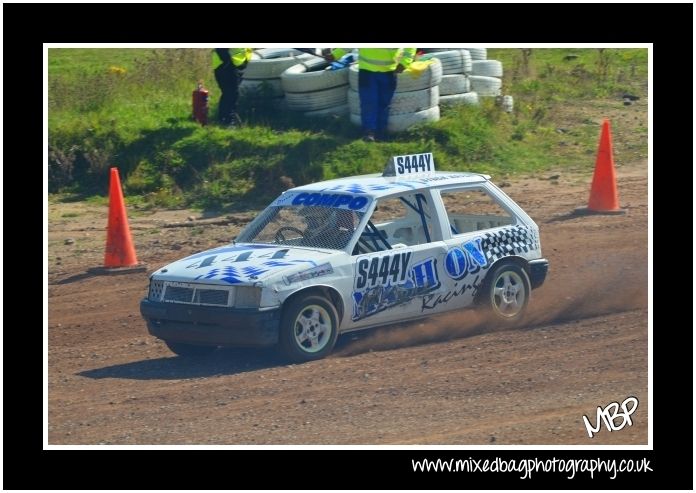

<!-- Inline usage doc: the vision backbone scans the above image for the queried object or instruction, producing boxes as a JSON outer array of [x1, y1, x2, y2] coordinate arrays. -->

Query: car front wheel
[[279, 294, 339, 363]]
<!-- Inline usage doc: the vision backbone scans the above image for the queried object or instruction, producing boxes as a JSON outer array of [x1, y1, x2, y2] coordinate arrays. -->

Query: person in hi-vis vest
[[326, 48, 415, 141], [212, 48, 252, 126]]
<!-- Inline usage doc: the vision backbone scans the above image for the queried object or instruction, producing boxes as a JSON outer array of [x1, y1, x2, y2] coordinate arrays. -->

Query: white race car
[[141, 153, 548, 362]]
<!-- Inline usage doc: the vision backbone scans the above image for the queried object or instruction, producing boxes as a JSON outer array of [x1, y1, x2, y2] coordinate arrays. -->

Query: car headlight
[[234, 286, 262, 308]]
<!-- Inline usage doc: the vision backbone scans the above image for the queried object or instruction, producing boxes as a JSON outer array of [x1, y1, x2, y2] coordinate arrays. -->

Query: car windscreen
[[236, 202, 367, 250]]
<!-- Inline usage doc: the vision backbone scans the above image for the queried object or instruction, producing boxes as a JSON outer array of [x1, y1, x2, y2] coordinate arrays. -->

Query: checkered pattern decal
[[480, 226, 539, 263]]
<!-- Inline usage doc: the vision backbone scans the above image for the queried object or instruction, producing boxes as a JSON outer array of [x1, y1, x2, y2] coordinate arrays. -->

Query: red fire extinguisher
[[192, 81, 209, 126]]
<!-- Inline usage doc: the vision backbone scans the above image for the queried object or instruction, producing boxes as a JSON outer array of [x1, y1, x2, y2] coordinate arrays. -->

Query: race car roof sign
[[272, 191, 371, 212], [383, 152, 436, 178]]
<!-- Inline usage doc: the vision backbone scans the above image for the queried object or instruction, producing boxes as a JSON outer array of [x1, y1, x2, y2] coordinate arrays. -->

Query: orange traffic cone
[[91, 167, 146, 274], [575, 119, 625, 215]]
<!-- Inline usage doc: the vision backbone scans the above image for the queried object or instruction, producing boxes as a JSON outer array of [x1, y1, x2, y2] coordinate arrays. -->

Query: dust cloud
[[336, 266, 647, 356]]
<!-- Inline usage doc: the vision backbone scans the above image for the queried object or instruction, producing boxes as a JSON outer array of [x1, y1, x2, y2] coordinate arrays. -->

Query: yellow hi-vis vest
[[331, 48, 415, 73], [212, 48, 253, 68]]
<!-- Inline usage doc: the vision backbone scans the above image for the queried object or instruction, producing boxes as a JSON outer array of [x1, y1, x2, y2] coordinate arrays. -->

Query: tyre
[[481, 263, 530, 323], [281, 58, 349, 93], [439, 74, 470, 95], [469, 75, 502, 97], [420, 49, 472, 75], [244, 52, 316, 80], [471, 60, 503, 77], [462, 47, 487, 60], [165, 341, 217, 357], [254, 48, 304, 59], [279, 294, 339, 363], [502, 95, 514, 113], [285, 84, 349, 111]]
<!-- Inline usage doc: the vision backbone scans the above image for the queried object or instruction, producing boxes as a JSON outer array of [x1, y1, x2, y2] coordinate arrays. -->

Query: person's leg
[[375, 71, 397, 140], [359, 70, 378, 139], [214, 64, 237, 124], [228, 67, 241, 125]]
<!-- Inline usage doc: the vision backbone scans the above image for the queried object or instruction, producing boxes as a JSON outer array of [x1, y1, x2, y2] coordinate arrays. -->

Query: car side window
[[353, 193, 434, 255], [440, 187, 514, 235]]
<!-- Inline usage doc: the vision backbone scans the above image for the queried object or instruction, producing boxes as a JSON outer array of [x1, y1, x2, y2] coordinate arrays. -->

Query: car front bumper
[[140, 299, 281, 347], [529, 258, 549, 289]]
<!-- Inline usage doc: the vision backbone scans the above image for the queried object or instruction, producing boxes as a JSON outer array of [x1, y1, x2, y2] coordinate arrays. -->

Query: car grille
[[197, 289, 229, 306], [149, 281, 233, 307], [164, 286, 194, 303]]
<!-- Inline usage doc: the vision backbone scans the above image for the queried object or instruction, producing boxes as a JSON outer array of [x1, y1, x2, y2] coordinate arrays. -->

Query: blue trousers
[[358, 70, 397, 137], [214, 63, 242, 124]]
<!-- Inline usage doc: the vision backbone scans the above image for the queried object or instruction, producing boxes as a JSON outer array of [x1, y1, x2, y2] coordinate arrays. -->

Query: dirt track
[[47, 163, 649, 445]]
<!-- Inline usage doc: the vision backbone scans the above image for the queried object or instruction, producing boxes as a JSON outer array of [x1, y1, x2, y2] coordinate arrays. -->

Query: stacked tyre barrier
[[281, 57, 350, 117], [419, 47, 511, 110], [347, 58, 443, 133], [469, 59, 503, 97], [241, 48, 317, 110], [420, 49, 478, 107], [240, 48, 512, 130]]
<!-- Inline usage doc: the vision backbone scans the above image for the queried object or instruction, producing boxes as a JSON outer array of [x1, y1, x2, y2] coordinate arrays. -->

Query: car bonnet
[[151, 243, 342, 286]]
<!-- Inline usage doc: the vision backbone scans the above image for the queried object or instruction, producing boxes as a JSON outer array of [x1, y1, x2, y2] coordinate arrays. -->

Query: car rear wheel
[[482, 263, 530, 323], [279, 294, 339, 363], [165, 341, 217, 357]]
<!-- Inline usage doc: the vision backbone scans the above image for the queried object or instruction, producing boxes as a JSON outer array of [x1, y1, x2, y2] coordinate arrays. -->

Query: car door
[[344, 190, 448, 331]]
